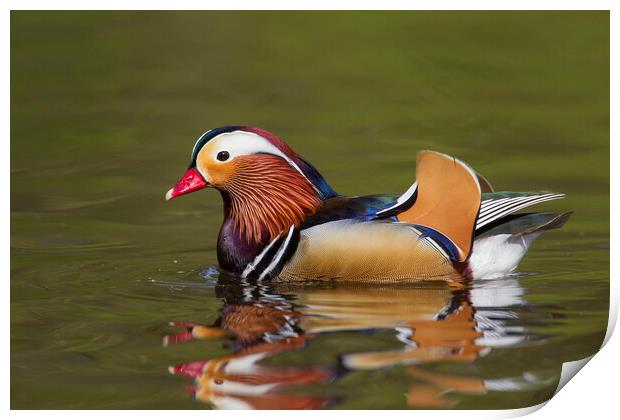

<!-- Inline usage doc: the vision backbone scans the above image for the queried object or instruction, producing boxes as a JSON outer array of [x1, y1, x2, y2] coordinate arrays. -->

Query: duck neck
[[216, 157, 323, 272]]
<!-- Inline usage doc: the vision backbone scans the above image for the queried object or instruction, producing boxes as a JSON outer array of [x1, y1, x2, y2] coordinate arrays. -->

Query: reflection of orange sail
[[341, 299, 484, 371], [166, 278, 547, 409], [405, 367, 486, 408]]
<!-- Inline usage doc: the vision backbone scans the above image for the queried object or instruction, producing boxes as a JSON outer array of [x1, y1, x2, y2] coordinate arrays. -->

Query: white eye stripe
[[205, 131, 316, 189], [211, 131, 293, 162]]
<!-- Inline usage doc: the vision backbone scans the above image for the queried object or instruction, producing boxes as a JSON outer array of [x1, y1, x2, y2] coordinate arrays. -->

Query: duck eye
[[216, 151, 230, 162]]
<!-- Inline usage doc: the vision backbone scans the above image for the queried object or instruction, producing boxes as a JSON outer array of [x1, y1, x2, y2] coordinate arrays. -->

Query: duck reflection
[[165, 274, 546, 409]]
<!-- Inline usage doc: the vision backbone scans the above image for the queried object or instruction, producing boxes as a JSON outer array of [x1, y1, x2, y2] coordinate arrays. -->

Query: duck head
[[166, 126, 337, 246]]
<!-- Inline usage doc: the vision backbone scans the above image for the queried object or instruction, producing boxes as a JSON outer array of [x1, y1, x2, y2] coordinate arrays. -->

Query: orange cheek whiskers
[[223, 155, 322, 244]]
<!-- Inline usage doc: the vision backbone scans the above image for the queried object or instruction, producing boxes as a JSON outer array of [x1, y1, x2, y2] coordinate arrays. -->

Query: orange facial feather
[[220, 155, 321, 244]]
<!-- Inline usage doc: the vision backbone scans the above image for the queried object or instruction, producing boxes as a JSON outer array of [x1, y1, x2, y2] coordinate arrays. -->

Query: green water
[[11, 11, 609, 409]]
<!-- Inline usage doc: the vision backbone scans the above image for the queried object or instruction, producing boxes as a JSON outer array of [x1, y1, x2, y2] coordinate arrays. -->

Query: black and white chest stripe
[[241, 225, 300, 281]]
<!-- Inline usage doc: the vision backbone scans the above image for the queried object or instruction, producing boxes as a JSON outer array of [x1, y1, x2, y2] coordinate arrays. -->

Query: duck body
[[280, 219, 461, 282], [166, 126, 570, 282]]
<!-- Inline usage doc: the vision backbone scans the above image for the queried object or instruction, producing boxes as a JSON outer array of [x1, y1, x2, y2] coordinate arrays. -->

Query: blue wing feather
[[301, 195, 398, 229]]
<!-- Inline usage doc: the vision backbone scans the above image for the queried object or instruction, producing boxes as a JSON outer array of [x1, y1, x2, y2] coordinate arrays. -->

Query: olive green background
[[11, 11, 609, 408]]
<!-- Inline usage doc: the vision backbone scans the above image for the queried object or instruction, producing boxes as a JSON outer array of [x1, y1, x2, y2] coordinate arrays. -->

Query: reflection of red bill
[[168, 361, 206, 378]]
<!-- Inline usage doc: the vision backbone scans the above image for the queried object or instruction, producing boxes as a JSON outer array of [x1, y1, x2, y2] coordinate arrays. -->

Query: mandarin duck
[[166, 126, 571, 282]]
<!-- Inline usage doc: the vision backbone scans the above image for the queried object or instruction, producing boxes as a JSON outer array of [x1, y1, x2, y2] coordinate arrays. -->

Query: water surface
[[11, 11, 609, 409]]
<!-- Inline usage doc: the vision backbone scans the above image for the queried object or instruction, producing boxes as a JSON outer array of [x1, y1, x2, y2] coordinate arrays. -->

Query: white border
[[5, 2, 616, 419], [2, 1, 618, 10]]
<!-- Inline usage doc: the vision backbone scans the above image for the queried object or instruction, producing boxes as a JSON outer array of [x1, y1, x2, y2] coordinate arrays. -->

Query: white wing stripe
[[479, 197, 514, 214], [476, 194, 564, 229], [479, 195, 547, 217], [376, 182, 418, 216], [425, 237, 450, 260], [478, 196, 556, 225], [478, 194, 558, 223], [479, 196, 548, 219]]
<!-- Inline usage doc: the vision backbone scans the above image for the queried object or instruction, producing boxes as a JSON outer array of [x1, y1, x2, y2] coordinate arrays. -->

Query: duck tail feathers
[[469, 212, 572, 279]]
